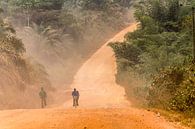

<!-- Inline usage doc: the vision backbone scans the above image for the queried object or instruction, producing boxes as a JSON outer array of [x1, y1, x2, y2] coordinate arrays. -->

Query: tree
[[0, 16, 25, 57], [110, 0, 194, 107]]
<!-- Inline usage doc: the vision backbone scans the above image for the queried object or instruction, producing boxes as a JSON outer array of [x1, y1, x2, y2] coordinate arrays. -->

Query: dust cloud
[[63, 24, 138, 108], [0, 2, 136, 109]]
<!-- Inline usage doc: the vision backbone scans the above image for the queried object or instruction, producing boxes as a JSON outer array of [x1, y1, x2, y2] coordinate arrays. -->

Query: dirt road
[[0, 108, 187, 129], [0, 23, 188, 129], [65, 23, 137, 108]]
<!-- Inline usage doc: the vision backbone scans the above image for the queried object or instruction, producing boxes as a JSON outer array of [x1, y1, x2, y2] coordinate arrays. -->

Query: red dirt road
[[0, 108, 188, 129], [0, 24, 189, 129]]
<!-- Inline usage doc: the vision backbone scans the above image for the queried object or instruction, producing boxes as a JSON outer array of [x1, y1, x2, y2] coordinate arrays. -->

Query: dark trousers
[[41, 98, 47, 108], [73, 96, 79, 107]]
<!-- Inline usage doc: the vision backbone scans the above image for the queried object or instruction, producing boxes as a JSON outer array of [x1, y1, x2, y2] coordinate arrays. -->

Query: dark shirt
[[72, 90, 79, 96]]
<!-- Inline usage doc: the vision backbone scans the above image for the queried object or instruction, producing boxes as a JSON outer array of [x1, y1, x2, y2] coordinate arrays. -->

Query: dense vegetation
[[110, 0, 195, 115]]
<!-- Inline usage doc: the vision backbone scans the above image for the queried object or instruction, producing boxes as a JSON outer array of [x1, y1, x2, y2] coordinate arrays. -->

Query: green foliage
[[148, 65, 184, 108], [134, 0, 190, 32], [12, 0, 64, 10], [110, 0, 195, 115], [112, 31, 191, 78], [81, 0, 111, 10], [0, 17, 25, 58], [67, 0, 132, 10], [109, 42, 141, 68], [171, 63, 195, 113], [147, 62, 195, 115], [112, 0, 192, 78]]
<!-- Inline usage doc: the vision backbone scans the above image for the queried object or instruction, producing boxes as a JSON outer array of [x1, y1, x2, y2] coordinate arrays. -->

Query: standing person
[[76, 90, 80, 106], [39, 87, 47, 108], [72, 88, 79, 108]]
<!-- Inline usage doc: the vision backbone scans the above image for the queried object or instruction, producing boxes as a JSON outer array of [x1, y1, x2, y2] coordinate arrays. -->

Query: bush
[[171, 63, 195, 114], [147, 61, 195, 115], [147, 66, 184, 109], [110, 0, 194, 110]]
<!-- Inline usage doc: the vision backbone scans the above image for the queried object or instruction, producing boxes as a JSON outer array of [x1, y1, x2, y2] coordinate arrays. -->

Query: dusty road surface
[[0, 24, 188, 129], [66, 23, 137, 108], [0, 108, 187, 129]]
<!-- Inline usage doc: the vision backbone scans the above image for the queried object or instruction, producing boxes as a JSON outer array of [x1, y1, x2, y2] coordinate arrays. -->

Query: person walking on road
[[72, 88, 79, 108], [39, 87, 47, 108]]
